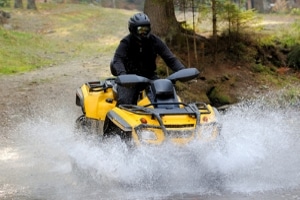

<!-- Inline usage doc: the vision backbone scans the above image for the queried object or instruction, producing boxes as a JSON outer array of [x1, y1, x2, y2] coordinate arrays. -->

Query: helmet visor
[[137, 26, 151, 36]]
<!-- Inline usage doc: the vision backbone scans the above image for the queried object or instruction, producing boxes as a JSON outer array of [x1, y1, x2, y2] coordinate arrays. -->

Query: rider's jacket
[[110, 33, 185, 79]]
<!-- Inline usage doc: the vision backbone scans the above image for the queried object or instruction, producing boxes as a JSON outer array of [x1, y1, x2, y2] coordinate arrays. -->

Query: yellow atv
[[75, 68, 222, 147]]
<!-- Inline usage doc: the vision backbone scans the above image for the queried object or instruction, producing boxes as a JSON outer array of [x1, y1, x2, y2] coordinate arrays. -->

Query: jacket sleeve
[[110, 38, 129, 76], [154, 36, 185, 72]]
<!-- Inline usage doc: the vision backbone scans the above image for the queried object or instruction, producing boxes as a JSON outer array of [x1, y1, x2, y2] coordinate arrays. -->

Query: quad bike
[[75, 68, 222, 147]]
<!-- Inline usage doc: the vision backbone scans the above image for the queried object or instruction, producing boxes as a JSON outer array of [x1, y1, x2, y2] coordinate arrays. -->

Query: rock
[[0, 10, 10, 25]]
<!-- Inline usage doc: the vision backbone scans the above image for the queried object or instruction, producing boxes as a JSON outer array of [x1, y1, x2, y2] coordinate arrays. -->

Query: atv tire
[[74, 115, 93, 134], [75, 115, 103, 135], [103, 117, 134, 147]]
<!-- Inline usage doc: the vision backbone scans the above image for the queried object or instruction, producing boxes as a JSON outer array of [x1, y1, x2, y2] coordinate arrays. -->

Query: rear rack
[[86, 81, 103, 92], [85, 78, 116, 92]]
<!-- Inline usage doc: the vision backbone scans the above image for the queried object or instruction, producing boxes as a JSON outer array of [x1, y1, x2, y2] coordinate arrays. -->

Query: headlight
[[136, 129, 157, 140]]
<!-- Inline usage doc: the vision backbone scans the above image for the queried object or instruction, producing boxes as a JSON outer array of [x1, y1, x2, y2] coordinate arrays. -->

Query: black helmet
[[128, 13, 151, 40]]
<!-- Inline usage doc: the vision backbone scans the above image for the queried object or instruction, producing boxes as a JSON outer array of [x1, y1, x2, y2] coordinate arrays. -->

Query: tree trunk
[[211, 0, 217, 62], [247, 0, 252, 9], [27, 0, 37, 9], [211, 0, 217, 38], [144, 0, 180, 40], [252, 0, 264, 12], [14, 0, 23, 8]]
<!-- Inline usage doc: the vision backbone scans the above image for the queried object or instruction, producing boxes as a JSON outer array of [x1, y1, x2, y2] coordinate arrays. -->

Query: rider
[[110, 12, 186, 105]]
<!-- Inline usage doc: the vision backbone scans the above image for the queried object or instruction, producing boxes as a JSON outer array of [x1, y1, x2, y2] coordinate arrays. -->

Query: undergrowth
[[1, 3, 300, 75]]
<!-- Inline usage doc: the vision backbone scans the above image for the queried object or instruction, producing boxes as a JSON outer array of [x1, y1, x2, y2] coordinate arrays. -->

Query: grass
[[254, 14, 300, 47], [0, 3, 134, 74], [0, 28, 62, 73]]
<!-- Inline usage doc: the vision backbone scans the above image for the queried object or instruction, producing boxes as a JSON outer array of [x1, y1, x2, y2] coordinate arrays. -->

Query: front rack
[[195, 102, 211, 114], [119, 103, 202, 134]]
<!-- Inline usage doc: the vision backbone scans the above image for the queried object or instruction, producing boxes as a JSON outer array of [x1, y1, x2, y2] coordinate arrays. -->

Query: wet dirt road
[[1, 60, 300, 200]]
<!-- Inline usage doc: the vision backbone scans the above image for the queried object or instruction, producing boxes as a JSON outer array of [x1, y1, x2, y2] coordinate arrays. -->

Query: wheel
[[74, 115, 92, 134], [103, 117, 134, 147], [74, 115, 104, 149], [75, 115, 103, 135]]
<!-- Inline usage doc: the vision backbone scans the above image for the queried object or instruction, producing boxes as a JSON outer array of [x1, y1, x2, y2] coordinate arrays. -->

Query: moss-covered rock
[[206, 85, 237, 107]]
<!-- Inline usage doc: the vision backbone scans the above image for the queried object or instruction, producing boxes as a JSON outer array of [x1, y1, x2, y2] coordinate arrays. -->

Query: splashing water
[[1, 90, 300, 200]]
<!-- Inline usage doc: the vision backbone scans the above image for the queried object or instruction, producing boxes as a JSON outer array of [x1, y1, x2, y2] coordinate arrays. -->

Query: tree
[[144, 0, 181, 39], [143, 0, 257, 64], [27, 0, 37, 9], [14, 0, 23, 8], [247, 0, 252, 9], [144, 0, 207, 66], [252, 0, 264, 12], [14, 0, 37, 9], [0, 10, 10, 25], [211, 0, 217, 59]]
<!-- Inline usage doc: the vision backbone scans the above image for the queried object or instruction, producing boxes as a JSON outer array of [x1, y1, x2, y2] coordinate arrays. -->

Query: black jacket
[[111, 34, 185, 79]]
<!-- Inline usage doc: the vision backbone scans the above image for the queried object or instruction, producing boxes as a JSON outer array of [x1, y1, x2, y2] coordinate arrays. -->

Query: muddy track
[[0, 56, 111, 135]]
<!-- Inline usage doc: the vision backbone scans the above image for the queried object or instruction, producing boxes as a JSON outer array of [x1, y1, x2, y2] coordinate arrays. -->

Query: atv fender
[[76, 88, 85, 113], [105, 110, 132, 132]]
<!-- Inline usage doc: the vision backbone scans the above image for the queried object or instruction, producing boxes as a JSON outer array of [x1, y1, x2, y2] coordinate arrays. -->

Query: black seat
[[150, 79, 179, 108]]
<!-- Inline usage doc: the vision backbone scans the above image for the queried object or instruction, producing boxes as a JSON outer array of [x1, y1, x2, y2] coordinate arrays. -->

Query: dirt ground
[[0, 56, 111, 132]]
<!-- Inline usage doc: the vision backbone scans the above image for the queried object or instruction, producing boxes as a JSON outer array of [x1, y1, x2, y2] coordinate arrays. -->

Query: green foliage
[[290, 8, 300, 15], [256, 34, 275, 46], [257, 20, 300, 47], [0, 0, 10, 7], [251, 63, 265, 73], [251, 63, 274, 74], [279, 21, 300, 47], [198, 0, 259, 29], [207, 86, 233, 106], [197, 0, 260, 41], [287, 45, 300, 70], [219, 2, 259, 34], [284, 87, 300, 104]]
